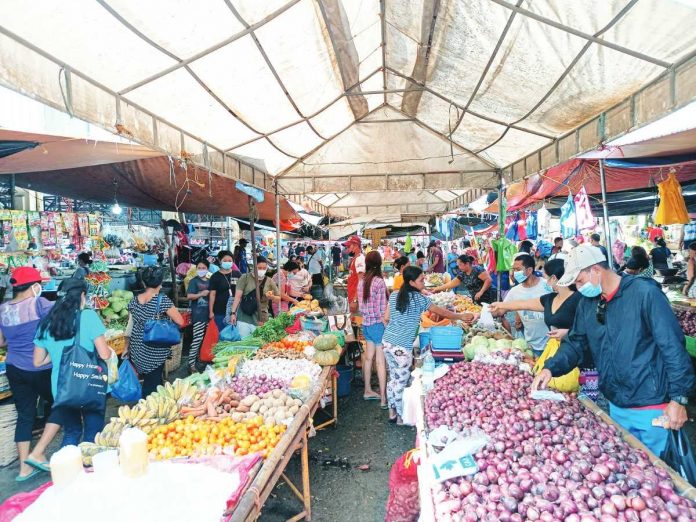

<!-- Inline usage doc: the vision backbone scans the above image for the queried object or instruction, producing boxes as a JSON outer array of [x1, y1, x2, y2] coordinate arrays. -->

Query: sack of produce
[[314, 348, 339, 366], [313, 334, 339, 352], [385, 449, 420, 522], [533, 338, 579, 392]]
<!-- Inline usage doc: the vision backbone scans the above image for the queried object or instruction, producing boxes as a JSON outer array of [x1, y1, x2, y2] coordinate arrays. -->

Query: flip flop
[[25, 458, 50, 472], [380, 404, 389, 410], [15, 468, 42, 482], [363, 395, 380, 401]]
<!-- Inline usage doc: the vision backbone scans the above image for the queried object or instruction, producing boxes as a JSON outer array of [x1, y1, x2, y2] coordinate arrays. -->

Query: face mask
[[220, 261, 233, 270], [197, 270, 208, 278], [578, 271, 602, 298], [542, 279, 553, 293], [513, 270, 528, 284], [31, 284, 42, 298], [257, 270, 267, 278]]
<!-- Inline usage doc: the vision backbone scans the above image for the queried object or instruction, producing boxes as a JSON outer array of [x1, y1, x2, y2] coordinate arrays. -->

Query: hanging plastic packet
[[477, 303, 496, 331]]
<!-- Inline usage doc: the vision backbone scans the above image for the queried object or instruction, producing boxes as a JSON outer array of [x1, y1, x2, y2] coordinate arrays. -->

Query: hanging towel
[[516, 212, 528, 241], [574, 186, 595, 230], [560, 194, 578, 239], [505, 217, 519, 241], [655, 173, 690, 225]]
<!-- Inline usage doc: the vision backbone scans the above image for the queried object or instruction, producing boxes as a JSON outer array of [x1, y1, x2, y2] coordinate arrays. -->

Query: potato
[[250, 402, 261, 413], [231, 412, 243, 422], [259, 405, 268, 414], [272, 398, 284, 407], [241, 395, 259, 407], [293, 398, 303, 407], [236, 404, 250, 413], [289, 405, 299, 415], [285, 397, 295, 407], [274, 410, 287, 423], [244, 412, 255, 419], [272, 389, 283, 399]]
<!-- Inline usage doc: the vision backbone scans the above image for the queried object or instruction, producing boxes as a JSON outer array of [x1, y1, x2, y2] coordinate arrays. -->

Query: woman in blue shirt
[[34, 278, 112, 447]]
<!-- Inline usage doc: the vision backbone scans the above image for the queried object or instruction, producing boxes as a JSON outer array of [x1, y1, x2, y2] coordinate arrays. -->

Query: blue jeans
[[141, 363, 165, 399], [53, 406, 105, 447], [362, 322, 385, 345], [609, 402, 669, 456]]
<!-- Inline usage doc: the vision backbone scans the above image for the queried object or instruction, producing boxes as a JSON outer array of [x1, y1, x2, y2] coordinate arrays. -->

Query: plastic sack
[[219, 324, 241, 342], [0, 482, 52, 522], [106, 348, 119, 385], [111, 360, 142, 403], [476, 303, 495, 331], [661, 429, 696, 486], [385, 449, 420, 522], [533, 338, 579, 393], [199, 319, 219, 363]]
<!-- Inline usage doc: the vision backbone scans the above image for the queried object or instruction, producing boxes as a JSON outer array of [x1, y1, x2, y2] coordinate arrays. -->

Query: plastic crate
[[429, 326, 464, 351]]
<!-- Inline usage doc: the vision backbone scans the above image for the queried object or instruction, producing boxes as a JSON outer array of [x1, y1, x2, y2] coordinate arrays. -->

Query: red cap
[[342, 235, 362, 248], [10, 267, 49, 287]]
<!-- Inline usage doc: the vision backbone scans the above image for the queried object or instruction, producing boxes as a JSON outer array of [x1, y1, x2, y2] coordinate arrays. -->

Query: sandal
[[15, 468, 42, 482], [363, 394, 380, 401], [24, 458, 50, 472]]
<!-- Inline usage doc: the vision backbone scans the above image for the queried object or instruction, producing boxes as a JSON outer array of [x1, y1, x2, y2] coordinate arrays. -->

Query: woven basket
[[165, 342, 183, 375], [0, 403, 18, 466]]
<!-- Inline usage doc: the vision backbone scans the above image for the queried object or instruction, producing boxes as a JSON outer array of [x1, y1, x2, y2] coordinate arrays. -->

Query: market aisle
[[260, 376, 414, 522]]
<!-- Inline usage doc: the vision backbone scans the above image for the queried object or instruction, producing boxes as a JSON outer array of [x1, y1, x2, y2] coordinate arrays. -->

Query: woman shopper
[[186, 259, 211, 373], [228, 258, 280, 338], [357, 251, 388, 407], [124, 267, 185, 398], [0, 267, 59, 481], [431, 255, 494, 303], [272, 261, 302, 317], [651, 236, 672, 271], [620, 246, 654, 278], [72, 252, 92, 280], [383, 266, 474, 424], [446, 244, 459, 278], [415, 251, 427, 270], [33, 278, 111, 446], [392, 256, 410, 291], [208, 250, 242, 331], [288, 259, 311, 299]]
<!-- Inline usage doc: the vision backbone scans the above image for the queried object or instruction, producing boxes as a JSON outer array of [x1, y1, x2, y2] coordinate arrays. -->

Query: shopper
[[72, 252, 92, 280], [0, 267, 59, 481], [533, 246, 695, 455], [382, 266, 474, 424], [415, 251, 427, 270], [331, 242, 342, 275], [684, 242, 696, 297], [462, 239, 479, 264], [650, 236, 672, 271], [288, 259, 312, 299], [186, 259, 210, 373], [590, 233, 609, 263], [33, 278, 111, 446], [272, 261, 301, 316], [490, 259, 581, 341], [620, 246, 654, 278], [427, 240, 445, 274], [431, 255, 494, 303], [343, 235, 365, 313], [228, 257, 280, 338], [233, 238, 249, 274], [548, 237, 566, 261], [124, 267, 185, 399], [392, 256, 410, 291], [518, 240, 533, 255], [306, 245, 324, 287], [496, 254, 549, 355], [357, 251, 388, 407], [446, 244, 459, 278], [208, 250, 242, 331]]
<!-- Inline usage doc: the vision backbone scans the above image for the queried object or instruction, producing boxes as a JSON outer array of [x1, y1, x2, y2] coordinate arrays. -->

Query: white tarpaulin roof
[[2, 0, 696, 216]]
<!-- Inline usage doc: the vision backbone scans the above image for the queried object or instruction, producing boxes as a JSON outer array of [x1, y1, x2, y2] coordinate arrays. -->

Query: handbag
[[328, 313, 355, 343], [53, 312, 108, 411], [239, 276, 267, 316], [661, 429, 696, 485], [143, 294, 181, 348]]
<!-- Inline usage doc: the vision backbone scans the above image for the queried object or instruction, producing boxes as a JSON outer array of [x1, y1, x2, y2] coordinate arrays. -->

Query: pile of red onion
[[425, 362, 696, 521]]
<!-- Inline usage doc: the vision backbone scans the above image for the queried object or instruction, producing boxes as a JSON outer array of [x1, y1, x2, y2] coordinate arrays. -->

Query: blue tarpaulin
[[606, 153, 696, 168]]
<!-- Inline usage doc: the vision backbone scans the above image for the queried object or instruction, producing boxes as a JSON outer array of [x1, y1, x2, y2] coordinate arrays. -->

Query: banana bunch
[[142, 394, 179, 424], [154, 379, 196, 403], [78, 442, 112, 466], [94, 420, 126, 447]]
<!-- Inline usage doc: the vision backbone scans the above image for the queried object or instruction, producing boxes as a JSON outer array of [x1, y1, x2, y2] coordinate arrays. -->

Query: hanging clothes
[[655, 172, 690, 225], [684, 221, 696, 244], [404, 234, 412, 253], [560, 194, 578, 239], [574, 186, 595, 230], [526, 211, 538, 240], [516, 213, 528, 241], [486, 243, 497, 273], [537, 205, 551, 239], [505, 217, 519, 241], [492, 237, 516, 272]]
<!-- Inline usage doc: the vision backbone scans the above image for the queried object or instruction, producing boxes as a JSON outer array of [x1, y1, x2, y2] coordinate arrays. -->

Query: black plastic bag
[[661, 429, 696, 486]]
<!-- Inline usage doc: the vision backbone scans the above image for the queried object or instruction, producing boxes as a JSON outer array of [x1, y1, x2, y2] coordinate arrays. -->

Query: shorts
[[362, 322, 385, 344]]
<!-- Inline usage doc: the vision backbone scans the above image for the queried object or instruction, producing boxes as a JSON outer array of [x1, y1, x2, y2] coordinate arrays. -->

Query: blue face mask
[[513, 270, 528, 284], [220, 261, 233, 270], [542, 280, 553, 293], [579, 281, 602, 298]]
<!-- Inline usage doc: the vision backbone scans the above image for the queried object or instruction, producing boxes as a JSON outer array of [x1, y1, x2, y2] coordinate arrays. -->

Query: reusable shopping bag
[[661, 429, 696, 486], [143, 294, 181, 348], [111, 360, 142, 403], [53, 313, 108, 411], [533, 338, 579, 393]]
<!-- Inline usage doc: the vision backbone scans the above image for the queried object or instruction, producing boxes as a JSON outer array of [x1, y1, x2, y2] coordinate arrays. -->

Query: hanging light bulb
[[111, 200, 122, 215]]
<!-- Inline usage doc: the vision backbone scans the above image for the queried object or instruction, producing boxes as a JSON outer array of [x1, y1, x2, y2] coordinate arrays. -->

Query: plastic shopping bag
[[199, 319, 219, 363], [106, 348, 119, 385], [477, 303, 496, 331], [219, 324, 241, 342], [661, 429, 696, 486], [111, 360, 142, 403], [385, 449, 420, 522], [533, 338, 579, 393]]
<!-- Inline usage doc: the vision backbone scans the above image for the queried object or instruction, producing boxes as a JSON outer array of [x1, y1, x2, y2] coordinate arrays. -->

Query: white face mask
[[196, 270, 208, 278], [31, 284, 42, 298], [258, 270, 267, 278]]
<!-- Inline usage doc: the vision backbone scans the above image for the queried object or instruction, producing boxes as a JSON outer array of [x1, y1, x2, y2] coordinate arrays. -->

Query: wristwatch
[[671, 396, 689, 405]]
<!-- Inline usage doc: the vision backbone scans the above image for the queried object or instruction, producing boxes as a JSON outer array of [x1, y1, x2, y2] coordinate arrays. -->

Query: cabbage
[[470, 335, 488, 347], [463, 343, 476, 360], [512, 338, 528, 351], [122, 291, 134, 300], [474, 345, 489, 357], [496, 339, 512, 349], [487, 338, 497, 349], [112, 289, 124, 298], [119, 309, 129, 318], [111, 300, 125, 313]]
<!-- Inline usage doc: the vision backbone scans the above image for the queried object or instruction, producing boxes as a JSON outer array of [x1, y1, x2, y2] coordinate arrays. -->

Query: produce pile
[[453, 295, 482, 313], [252, 313, 295, 343], [289, 294, 322, 314], [312, 334, 341, 366], [229, 375, 288, 398], [462, 333, 532, 361], [426, 273, 447, 287], [430, 291, 457, 308], [98, 289, 134, 328], [239, 357, 323, 383], [674, 308, 696, 337], [425, 362, 696, 521]]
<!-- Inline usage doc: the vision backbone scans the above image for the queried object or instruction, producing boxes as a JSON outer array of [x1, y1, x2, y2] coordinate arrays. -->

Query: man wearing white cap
[[533, 245, 695, 456]]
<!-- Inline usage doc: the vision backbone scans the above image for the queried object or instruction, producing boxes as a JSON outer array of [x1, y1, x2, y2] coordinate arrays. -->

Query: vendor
[[431, 255, 494, 303], [228, 257, 280, 338], [288, 259, 311, 299], [186, 260, 211, 373], [392, 256, 410, 291], [72, 252, 92, 280], [650, 236, 672, 271], [533, 246, 695, 456], [382, 266, 475, 425], [272, 261, 302, 316], [619, 246, 654, 278], [343, 235, 365, 314]]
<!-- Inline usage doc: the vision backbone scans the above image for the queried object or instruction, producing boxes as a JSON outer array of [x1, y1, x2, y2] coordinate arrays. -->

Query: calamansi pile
[[147, 415, 286, 460]]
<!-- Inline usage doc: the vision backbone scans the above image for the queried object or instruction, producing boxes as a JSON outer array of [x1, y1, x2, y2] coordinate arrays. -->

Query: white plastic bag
[[477, 303, 495, 331]]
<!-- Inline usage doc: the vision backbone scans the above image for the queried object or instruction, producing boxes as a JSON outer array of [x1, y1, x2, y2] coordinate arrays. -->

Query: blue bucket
[[419, 331, 431, 351], [337, 365, 352, 397]]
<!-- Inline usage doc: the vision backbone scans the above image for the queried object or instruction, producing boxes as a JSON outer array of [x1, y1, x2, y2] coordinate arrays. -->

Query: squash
[[420, 312, 451, 328], [314, 348, 340, 366], [313, 334, 338, 351]]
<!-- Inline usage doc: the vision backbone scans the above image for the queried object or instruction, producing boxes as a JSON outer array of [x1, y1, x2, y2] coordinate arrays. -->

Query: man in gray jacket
[[533, 245, 694, 456]]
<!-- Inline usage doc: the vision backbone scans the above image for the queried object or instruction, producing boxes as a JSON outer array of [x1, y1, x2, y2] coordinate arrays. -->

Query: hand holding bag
[[53, 312, 108, 411], [661, 429, 696, 486], [143, 294, 181, 348]]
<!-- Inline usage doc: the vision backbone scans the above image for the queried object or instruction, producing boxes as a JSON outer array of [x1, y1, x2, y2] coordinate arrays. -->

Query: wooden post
[[163, 221, 178, 305], [249, 196, 261, 318]]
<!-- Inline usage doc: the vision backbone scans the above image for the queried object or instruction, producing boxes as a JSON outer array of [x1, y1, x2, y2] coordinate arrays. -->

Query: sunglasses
[[596, 297, 607, 325]]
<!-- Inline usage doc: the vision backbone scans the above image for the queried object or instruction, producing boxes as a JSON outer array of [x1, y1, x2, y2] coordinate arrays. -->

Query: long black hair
[[396, 266, 423, 314], [37, 283, 86, 341]]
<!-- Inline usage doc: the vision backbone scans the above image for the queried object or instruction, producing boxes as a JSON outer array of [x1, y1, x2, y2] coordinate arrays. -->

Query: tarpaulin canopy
[[0, 140, 38, 159], [2, 1, 696, 215]]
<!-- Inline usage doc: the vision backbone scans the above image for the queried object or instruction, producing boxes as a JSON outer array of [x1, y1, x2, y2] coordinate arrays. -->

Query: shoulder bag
[[143, 294, 181, 348], [239, 275, 268, 316], [53, 312, 108, 411]]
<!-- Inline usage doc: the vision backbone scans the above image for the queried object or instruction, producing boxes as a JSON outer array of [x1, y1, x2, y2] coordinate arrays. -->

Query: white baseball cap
[[557, 245, 607, 287]]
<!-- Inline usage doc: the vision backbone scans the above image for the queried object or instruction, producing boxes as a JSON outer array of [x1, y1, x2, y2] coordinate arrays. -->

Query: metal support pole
[[497, 169, 504, 301], [275, 188, 282, 269], [249, 196, 261, 313], [226, 217, 233, 250], [599, 159, 613, 265]]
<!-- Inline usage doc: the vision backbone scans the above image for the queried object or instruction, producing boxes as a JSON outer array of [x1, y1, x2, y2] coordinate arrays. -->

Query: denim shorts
[[362, 322, 385, 344]]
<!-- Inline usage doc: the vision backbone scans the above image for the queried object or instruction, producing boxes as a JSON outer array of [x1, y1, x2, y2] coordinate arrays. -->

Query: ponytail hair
[[396, 266, 423, 314]]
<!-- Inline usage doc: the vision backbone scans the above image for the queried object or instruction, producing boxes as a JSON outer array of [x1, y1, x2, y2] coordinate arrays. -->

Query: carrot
[[207, 400, 217, 418]]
